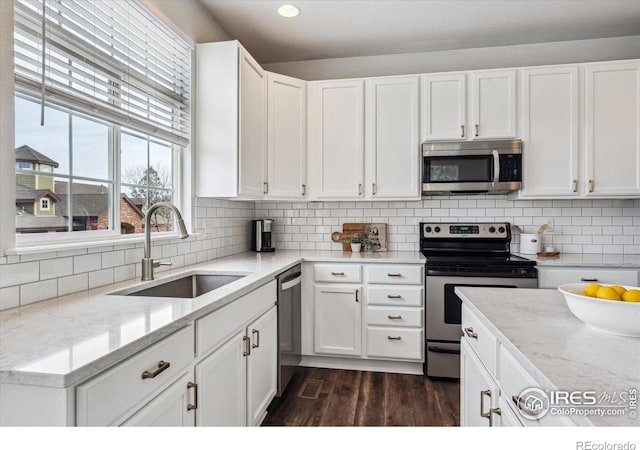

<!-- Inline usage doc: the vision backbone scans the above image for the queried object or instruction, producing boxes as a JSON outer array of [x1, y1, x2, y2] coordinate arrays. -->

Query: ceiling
[[197, 0, 640, 64]]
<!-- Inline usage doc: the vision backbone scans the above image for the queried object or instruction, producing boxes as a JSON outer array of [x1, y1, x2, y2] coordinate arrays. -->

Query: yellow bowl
[[557, 283, 640, 337]]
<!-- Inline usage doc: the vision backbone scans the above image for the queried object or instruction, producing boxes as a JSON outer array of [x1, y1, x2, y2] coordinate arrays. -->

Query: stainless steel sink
[[110, 273, 246, 298]]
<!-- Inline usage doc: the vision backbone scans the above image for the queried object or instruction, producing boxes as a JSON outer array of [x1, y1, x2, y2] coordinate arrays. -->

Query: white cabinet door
[[365, 76, 420, 199], [123, 373, 195, 427], [238, 46, 266, 198], [497, 397, 523, 427], [314, 284, 362, 356], [421, 73, 467, 140], [470, 70, 517, 139], [308, 79, 365, 199], [246, 306, 278, 427], [195, 330, 247, 426], [585, 61, 640, 197], [460, 338, 499, 427], [267, 72, 306, 199], [520, 66, 580, 197]]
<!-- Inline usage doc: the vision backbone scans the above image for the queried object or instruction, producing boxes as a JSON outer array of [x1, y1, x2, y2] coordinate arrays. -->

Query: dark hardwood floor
[[263, 367, 460, 427]]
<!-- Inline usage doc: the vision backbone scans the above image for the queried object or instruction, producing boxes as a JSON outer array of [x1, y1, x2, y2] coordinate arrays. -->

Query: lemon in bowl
[[558, 283, 640, 337]]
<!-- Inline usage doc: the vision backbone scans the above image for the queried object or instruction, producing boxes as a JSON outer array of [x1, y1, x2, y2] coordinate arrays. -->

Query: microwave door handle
[[492, 150, 500, 185]]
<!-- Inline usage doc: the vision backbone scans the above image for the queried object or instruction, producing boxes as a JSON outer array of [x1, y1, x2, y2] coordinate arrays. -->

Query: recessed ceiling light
[[278, 4, 300, 18]]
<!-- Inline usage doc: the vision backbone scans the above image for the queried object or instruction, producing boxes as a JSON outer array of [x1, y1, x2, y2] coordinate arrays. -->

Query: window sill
[[6, 232, 201, 256]]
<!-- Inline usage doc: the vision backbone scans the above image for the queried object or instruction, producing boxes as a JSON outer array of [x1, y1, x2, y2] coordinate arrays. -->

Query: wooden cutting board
[[341, 223, 365, 251]]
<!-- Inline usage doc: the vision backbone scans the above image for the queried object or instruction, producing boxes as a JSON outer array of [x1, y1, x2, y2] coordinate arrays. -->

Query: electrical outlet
[[545, 218, 554, 232]]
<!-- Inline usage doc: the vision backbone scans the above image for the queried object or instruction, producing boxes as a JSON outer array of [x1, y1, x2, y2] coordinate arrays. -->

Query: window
[[13, 0, 191, 242]]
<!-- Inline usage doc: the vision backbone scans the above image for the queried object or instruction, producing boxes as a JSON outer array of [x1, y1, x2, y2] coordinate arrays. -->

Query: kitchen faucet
[[141, 202, 189, 281]]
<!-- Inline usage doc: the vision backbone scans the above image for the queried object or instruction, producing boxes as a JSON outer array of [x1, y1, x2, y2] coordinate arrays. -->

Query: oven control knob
[[498, 226, 506, 233], [434, 226, 441, 233], [489, 226, 496, 233], [425, 226, 432, 233]]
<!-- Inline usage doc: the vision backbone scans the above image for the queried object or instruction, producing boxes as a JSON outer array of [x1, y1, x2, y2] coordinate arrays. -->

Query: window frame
[[14, 93, 183, 247]]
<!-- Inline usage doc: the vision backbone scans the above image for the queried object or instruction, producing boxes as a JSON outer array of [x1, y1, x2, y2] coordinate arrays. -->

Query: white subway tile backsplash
[[58, 273, 89, 296], [0, 286, 20, 310], [40, 257, 73, 280], [0, 261, 39, 288], [20, 279, 57, 305], [73, 253, 102, 274]]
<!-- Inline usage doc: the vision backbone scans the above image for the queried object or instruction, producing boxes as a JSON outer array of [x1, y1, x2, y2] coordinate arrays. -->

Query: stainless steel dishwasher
[[276, 264, 302, 396]]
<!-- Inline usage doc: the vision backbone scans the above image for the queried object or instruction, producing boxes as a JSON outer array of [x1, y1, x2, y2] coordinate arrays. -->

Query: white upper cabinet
[[519, 66, 579, 197], [470, 70, 518, 139], [307, 79, 365, 199], [421, 73, 467, 140], [365, 76, 420, 199], [584, 61, 640, 197], [266, 72, 307, 199], [196, 41, 266, 199]]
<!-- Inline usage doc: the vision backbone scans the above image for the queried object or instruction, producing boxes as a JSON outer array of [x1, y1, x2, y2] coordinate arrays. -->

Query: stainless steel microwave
[[422, 139, 522, 195]]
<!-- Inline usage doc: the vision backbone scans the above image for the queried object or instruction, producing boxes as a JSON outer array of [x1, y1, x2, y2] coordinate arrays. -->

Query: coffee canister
[[520, 233, 542, 254]]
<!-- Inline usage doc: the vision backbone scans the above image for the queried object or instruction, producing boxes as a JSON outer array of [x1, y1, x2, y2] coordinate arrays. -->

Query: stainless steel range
[[420, 222, 537, 379]]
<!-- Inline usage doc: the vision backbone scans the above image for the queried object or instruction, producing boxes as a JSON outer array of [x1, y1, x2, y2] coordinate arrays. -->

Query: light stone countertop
[[0, 250, 424, 389], [456, 286, 640, 427], [513, 252, 640, 268]]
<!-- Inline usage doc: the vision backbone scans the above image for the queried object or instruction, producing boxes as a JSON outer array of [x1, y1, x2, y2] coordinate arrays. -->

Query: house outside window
[[13, 0, 191, 243]]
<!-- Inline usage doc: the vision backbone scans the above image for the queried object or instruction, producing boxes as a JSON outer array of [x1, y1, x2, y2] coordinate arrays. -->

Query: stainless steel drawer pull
[[460, 124, 465, 138], [243, 336, 251, 356], [580, 277, 597, 282], [251, 329, 260, 349], [387, 273, 402, 277], [464, 327, 478, 339], [480, 389, 492, 420], [489, 407, 501, 427], [475, 124, 479, 137], [141, 360, 170, 379], [187, 381, 198, 411], [331, 272, 345, 276], [387, 315, 402, 320], [387, 294, 402, 299], [387, 336, 402, 340], [355, 290, 359, 302]]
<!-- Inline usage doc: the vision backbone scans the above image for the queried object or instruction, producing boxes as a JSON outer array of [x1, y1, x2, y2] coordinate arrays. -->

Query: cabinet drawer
[[366, 327, 423, 361], [537, 267, 639, 289], [461, 305, 497, 376], [76, 325, 195, 426], [197, 280, 276, 358], [314, 264, 362, 283], [367, 307, 423, 327], [367, 285, 423, 307], [367, 264, 423, 285], [498, 346, 574, 427]]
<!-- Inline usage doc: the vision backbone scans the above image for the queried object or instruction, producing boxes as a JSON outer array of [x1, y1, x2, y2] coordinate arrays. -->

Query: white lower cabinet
[[314, 284, 362, 356], [305, 262, 424, 373], [71, 280, 278, 427], [537, 267, 639, 288], [196, 305, 277, 427], [195, 330, 247, 426], [123, 373, 195, 427], [460, 338, 500, 427]]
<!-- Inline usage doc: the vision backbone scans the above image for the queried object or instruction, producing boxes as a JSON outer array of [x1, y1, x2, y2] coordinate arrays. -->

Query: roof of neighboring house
[[15, 185, 61, 203], [15, 207, 69, 231], [15, 145, 60, 168]]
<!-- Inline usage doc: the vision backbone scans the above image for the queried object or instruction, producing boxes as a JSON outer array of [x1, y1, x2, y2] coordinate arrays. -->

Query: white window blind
[[14, 0, 191, 146]]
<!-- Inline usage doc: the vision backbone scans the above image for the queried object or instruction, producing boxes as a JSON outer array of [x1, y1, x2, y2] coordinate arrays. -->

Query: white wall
[[263, 36, 640, 80], [141, 0, 230, 45]]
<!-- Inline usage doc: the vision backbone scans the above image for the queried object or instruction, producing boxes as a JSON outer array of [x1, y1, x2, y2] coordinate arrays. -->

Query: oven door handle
[[427, 345, 461, 355], [492, 150, 500, 185]]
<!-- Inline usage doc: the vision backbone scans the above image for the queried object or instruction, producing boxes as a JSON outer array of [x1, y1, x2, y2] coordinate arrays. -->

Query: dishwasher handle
[[280, 273, 302, 291]]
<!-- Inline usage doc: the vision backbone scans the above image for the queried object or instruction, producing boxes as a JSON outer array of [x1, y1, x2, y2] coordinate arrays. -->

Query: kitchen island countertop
[[456, 286, 640, 426]]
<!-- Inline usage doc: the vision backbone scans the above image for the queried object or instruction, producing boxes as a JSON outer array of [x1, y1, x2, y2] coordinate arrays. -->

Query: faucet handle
[[153, 260, 173, 268]]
